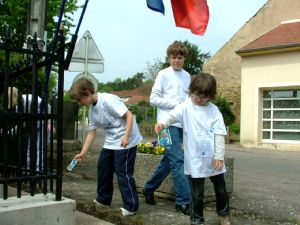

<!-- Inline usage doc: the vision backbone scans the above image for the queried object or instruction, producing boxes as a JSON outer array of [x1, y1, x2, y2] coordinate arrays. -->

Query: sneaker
[[142, 188, 156, 205], [190, 216, 205, 225], [93, 199, 110, 208], [175, 203, 190, 215], [191, 220, 204, 225], [219, 216, 231, 225], [120, 207, 136, 216]]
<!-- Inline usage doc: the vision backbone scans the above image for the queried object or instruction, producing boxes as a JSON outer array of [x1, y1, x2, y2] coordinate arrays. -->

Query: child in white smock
[[155, 73, 231, 225]]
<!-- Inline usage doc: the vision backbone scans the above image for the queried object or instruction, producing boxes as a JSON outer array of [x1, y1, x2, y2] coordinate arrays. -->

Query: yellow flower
[[145, 142, 153, 147], [137, 141, 166, 155]]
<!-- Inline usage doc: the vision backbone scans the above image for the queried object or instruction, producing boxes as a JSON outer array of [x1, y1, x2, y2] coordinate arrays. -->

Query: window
[[262, 89, 300, 142]]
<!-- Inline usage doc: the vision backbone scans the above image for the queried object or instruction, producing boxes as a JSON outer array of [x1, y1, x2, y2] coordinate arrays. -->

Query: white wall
[[240, 51, 300, 150]]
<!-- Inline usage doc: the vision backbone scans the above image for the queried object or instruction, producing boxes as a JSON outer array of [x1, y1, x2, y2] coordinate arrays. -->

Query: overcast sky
[[64, 0, 267, 89]]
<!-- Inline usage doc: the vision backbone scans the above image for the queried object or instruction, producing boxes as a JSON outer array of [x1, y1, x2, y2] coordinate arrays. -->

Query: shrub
[[229, 123, 240, 134], [213, 94, 235, 126]]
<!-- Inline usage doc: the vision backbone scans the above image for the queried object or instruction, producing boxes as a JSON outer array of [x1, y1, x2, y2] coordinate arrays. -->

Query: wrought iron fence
[[0, 28, 65, 200]]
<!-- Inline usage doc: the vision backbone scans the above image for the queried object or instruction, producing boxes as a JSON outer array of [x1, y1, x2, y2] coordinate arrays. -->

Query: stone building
[[203, 0, 300, 124]]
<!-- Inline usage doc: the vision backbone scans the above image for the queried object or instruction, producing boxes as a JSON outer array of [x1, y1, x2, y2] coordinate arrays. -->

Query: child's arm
[[150, 88, 179, 109], [214, 134, 225, 170], [121, 110, 133, 148], [150, 74, 179, 109], [74, 129, 96, 161], [154, 114, 177, 134]]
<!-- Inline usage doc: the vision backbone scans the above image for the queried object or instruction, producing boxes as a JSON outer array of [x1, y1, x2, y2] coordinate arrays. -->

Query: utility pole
[[27, 0, 47, 41], [69, 30, 104, 145]]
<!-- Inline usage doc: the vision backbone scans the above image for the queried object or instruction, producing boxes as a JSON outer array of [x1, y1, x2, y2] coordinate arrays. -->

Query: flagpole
[[82, 34, 90, 144]]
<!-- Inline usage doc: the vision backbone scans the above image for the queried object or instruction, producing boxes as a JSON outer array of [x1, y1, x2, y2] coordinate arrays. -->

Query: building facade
[[203, 0, 300, 123], [237, 20, 300, 150]]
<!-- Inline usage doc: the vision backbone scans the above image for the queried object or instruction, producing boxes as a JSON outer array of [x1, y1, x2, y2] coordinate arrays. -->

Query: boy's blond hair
[[69, 78, 95, 101], [166, 41, 188, 57]]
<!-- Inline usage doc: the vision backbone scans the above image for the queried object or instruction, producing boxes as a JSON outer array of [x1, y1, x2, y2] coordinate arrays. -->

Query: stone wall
[[203, 0, 300, 123], [134, 153, 234, 202]]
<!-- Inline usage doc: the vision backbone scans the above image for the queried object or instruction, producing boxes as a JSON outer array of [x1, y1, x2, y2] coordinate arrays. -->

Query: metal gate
[[0, 29, 65, 201]]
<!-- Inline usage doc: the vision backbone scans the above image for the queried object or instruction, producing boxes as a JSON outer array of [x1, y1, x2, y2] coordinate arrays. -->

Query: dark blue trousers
[[96, 146, 139, 212]]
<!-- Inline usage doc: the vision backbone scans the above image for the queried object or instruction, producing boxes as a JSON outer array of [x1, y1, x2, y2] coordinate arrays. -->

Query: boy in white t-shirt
[[154, 73, 231, 225], [143, 40, 191, 215], [69, 78, 142, 217]]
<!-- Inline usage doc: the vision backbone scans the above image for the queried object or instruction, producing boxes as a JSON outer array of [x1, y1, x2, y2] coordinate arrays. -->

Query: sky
[[64, 0, 267, 89]]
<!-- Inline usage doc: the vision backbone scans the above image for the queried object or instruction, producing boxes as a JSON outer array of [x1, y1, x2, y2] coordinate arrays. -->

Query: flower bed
[[134, 143, 234, 202], [137, 140, 166, 155]]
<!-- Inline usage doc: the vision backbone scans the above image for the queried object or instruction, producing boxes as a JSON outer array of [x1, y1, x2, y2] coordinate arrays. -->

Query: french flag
[[146, 0, 210, 35]]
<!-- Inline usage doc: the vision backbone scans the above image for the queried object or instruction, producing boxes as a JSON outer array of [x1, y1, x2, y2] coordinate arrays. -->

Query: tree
[[162, 40, 211, 75], [0, 0, 79, 47], [102, 72, 146, 91], [144, 58, 163, 81], [0, 0, 80, 98]]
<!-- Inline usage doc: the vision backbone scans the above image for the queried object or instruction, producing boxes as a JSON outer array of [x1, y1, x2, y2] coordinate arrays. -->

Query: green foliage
[[161, 40, 211, 75], [128, 104, 143, 123], [0, 0, 29, 47], [98, 85, 113, 93], [46, 0, 79, 40], [128, 102, 156, 124], [0, 0, 79, 47], [229, 123, 240, 134], [0, 0, 79, 98], [146, 106, 156, 118], [63, 93, 72, 102], [102, 72, 145, 91], [213, 94, 235, 126]]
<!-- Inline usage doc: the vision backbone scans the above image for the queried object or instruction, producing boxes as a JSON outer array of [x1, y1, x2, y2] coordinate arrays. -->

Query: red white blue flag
[[171, 0, 209, 35], [146, 0, 210, 35]]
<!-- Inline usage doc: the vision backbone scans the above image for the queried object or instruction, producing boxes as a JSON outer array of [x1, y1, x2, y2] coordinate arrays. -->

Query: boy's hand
[[214, 159, 224, 170], [74, 153, 84, 162], [121, 135, 129, 148], [154, 123, 165, 134]]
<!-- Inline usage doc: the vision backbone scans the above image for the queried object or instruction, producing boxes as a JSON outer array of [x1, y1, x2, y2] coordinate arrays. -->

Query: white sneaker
[[120, 207, 136, 216], [93, 199, 110, 208], [219, 216, 231, 225]]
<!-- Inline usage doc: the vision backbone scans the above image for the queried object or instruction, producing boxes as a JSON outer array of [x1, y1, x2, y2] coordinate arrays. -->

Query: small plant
[[137, 140, 166, 155], [213, 94, 235, 126]]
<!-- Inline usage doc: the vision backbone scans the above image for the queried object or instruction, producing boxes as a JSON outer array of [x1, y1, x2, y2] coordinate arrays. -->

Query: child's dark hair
[[189, 73, 217, 100], [166, 41, 188, 57], [69, 77, 95, 101]]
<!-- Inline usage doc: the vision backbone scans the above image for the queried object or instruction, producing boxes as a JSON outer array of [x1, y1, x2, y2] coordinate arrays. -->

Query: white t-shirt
[[150, 66, 191, 128], [160, 98, 227, 178], [89, 93, 142, 150]]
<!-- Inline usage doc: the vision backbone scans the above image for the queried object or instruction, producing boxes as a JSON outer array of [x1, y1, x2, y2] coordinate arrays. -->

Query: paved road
[[226, 144, 300, 223], [75, 127, 300, 224]]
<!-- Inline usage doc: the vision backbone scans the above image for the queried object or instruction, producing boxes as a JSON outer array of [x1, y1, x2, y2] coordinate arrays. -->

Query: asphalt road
[[78, 127, 300, 224], [226, 144, 300, 223]]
